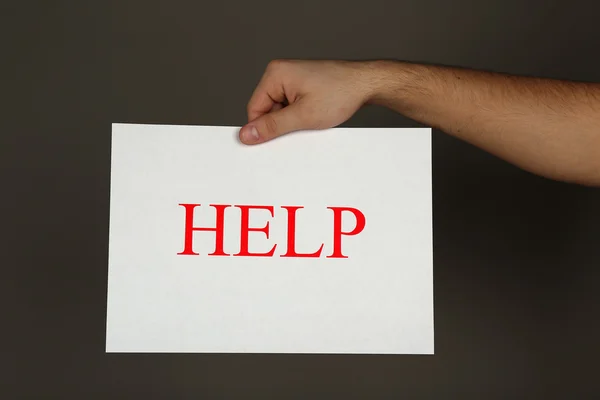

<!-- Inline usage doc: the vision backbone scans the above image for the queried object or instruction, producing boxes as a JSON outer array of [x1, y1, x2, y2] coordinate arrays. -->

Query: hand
[[239, 60, 374, 144]]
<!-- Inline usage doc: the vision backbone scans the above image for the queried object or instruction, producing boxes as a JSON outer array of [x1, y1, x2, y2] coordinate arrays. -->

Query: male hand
[[239, 60, 374, 144]]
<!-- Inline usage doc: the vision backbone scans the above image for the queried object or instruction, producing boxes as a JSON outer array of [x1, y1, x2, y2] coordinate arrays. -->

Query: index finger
[[247, 70, 286, 122]]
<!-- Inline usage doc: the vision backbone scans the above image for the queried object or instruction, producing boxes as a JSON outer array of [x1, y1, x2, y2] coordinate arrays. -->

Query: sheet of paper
[[106, 123, 434, 354]]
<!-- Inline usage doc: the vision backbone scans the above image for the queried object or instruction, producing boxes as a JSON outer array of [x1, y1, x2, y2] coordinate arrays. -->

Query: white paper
[[106, 123, 433, 354]]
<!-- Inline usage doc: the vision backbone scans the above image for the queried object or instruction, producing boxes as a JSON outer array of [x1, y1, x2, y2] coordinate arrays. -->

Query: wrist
[[358, 60, 420, 107]]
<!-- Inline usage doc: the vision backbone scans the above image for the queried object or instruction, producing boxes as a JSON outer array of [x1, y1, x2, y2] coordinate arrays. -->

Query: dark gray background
[[2, 0, 599, 398]]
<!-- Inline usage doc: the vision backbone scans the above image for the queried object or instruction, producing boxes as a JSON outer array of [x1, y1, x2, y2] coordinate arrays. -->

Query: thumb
[[239, 103, 307, 145]]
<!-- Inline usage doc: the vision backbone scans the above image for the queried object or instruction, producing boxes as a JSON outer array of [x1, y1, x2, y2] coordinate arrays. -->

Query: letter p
[[326, 207, 366, 258]]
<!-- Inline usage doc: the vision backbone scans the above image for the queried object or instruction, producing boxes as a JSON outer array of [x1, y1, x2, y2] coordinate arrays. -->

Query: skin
[[239, 60, 600, 187]]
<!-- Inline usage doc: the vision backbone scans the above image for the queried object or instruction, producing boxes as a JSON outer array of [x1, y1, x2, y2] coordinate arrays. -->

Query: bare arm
[[239, 60, 600, 186]]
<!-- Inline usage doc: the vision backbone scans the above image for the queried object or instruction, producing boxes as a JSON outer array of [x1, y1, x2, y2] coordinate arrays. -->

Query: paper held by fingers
[[106, 123, 433, 354]]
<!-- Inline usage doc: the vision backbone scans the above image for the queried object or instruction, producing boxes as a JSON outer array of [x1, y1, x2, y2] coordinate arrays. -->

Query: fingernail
[[241, 126, 259, 143]]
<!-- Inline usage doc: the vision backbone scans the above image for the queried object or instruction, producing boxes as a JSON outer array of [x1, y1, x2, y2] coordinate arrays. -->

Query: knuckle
[[266, 59, 288, 73], [262, 115, 279, 135]]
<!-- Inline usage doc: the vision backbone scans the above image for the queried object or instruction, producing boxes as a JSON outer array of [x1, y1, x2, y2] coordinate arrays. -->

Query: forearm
[[364, 61, 600, 186]]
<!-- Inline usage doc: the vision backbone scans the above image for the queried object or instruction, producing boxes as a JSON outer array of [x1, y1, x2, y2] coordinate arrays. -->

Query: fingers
[[246, 66, 287, 122], [239, 102, 308, 145], [241, 60, 317, 144]]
